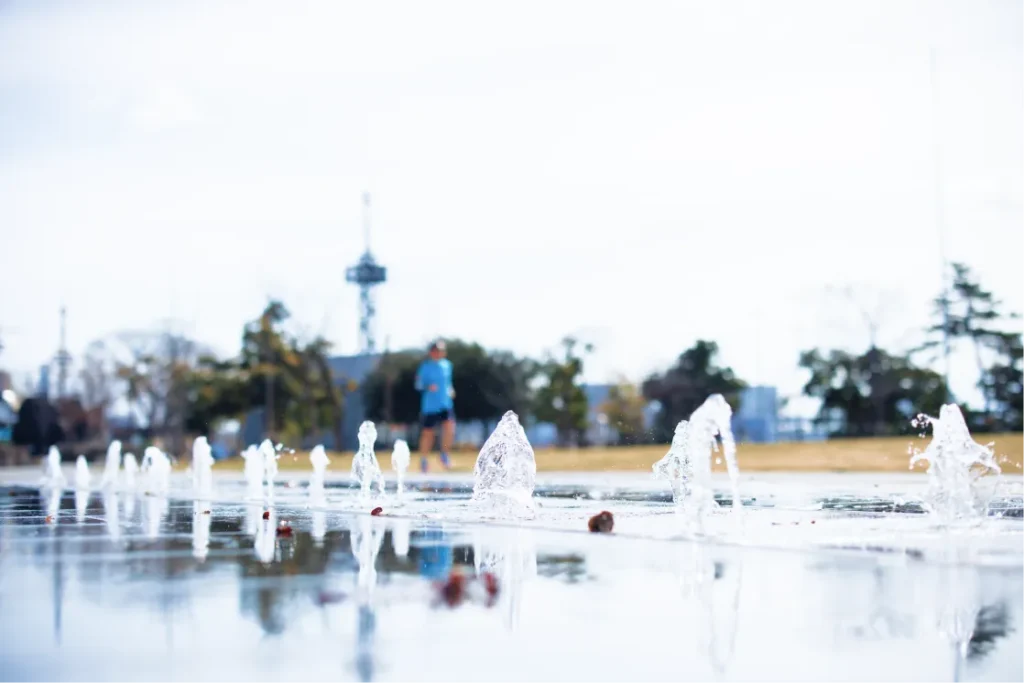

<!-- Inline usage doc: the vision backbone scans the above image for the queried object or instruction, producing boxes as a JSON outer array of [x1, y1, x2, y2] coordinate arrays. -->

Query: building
[[731, 385, 779, 444]]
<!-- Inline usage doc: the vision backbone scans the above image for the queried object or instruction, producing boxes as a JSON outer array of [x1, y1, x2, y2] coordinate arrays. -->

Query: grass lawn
[[198, 432, 1023, 474]]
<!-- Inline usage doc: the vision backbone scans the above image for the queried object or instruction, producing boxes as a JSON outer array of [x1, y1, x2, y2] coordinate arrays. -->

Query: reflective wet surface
[[0, 473, 1021, 681]]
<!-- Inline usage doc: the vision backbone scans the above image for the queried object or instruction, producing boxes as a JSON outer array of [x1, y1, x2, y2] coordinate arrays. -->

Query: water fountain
[[652, 394, 742, 527], [259, 439, 279, 501], [309, 445, 330, 496], [142, 447, 171, 495], [122, 453, 139, 489], [391, 439, 410, 497], [472, 411, 536, 515], [100, 440, 122, 489], [75, 455, 91, 490], [351, 422, 385, 499], [191, 437, 215, 496], [240, 445, 263, 500], [909, 404, 1001, 523], [42, 446, 65, 487]]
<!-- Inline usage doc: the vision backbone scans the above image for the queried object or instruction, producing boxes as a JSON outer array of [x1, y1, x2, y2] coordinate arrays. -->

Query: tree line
[[13, 261, 1020, 455]]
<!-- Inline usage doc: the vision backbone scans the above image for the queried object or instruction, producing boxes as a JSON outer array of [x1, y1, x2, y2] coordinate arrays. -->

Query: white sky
[[0, 0, 1021, 413]]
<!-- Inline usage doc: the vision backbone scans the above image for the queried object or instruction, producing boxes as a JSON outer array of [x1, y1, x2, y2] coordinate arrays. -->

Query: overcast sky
[[0, 0, 1021, 413]]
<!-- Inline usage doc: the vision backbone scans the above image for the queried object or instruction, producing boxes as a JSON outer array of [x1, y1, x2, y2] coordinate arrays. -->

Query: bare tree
[[78, 340, 116, 441]]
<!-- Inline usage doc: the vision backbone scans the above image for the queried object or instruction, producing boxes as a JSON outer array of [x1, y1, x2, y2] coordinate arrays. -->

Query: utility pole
[[929, 47, 953, 403], [55, 306, 71, 399]]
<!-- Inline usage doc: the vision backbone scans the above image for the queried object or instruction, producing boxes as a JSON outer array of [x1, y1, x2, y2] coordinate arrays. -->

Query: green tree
[[799, 346, 946, 436], [600, 378, 648, 445], [361, 350, 422, 425], [238, 301, 343, 443], [642, 340, 745, 443], [447, 340, 536, 423], [921, 262, 1020, 415], [534, 337, 591, 447], [978, 332, 1023, 431]]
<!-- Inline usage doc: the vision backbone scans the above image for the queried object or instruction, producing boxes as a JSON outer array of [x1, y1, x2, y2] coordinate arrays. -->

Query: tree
[[113, 329, 203, 454], [238, 302, 343, 444], [920, 262, 1020, 413], [978, 332, 1022, 432], [362, 341, 537, 429], [361, 351, 421, 425], [78, 340, 116, 440], [534, 337, 591, 447], [798, 347, 946, 437], [642, 340, 745, 442], [600, 378, 648, 445], [447, 340, 536, 424]]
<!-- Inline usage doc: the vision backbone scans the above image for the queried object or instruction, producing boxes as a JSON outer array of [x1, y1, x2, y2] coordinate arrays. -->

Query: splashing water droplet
[[472, 411, 536, 516]]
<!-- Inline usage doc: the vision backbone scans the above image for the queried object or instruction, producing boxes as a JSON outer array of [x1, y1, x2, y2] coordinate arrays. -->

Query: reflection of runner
[[418, 528, 453, 580]]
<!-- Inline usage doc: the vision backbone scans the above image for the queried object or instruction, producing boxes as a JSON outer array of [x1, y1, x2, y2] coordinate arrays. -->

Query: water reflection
[[103, 491, 120, 541], [192, 500, 211, 561], [0, 486, 1020, 682], [474, 528, 537, 631], [74, 489, 89, 523], [676, 542, 743, 675], [349, 516, 385, 682]]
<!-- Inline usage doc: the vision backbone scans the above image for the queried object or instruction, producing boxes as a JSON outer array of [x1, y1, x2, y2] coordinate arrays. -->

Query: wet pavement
[[0, 473, 1021, 681]]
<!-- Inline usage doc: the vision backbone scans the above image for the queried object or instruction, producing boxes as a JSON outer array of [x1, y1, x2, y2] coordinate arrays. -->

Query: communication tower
[[345, 193, 387, 354]]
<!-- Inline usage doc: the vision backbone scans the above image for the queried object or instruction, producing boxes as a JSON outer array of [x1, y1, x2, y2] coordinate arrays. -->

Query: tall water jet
[[142, 447, 171, 495], [259, 439, 279, 500], [472, 411, 536, 515], [391, 439, 410, 497], [43, 446, 65, 487], [653, 394, 741, 526], [240, 445, 263, 500], [123, 453, 139, 489], [75, 455, 91, 490], [910, 404, 1001, 523], [309, 445, 330, 495], [351, 422, 385, 499], [191, 437, 215, 496], [100, 440, 121, 489]]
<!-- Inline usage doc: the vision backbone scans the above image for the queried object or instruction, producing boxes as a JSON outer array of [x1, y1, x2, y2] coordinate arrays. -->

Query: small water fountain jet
[[100, 440, 121, 489], [75, 455, 91, 490], [259, 440, 279, 501], [42, 446, 65, 487], [240, 445, 263, 500], [391, 439, 410, 498], [122, 453, 138, 489], [309, 445, 330, 497], [191, 436, 215, 496], [652, 394, 741, 527], [909, 404, 1001, 523], [472, 411, 536, 516], [351, 422, 385, 499], [142, 447, 171, 495]]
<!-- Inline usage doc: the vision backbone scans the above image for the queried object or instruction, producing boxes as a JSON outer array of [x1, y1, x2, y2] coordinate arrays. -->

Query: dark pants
[[421, 408, 453, 429]]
